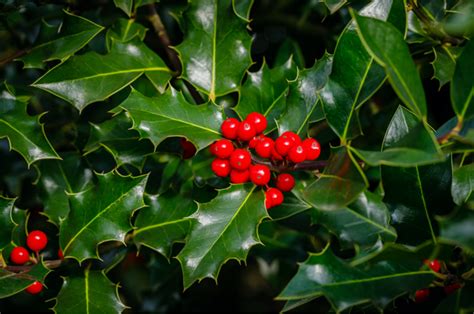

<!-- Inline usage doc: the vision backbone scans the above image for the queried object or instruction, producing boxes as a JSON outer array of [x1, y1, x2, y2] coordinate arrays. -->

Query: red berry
[[10, 247, 30, 265], [444, 283, 461, 295], [249, 165, 271, 186], [58, 249, 64, 260], [210, 139, 234, 159], [271, 147, 284, 161], [230, 149, 252, 170], [424, 259, 441, 273], [245, 112, 267, 133], [238, 121, 256, 141], [303, 138, 321, 160], [275, 134, 297, 156], [255, 138, 274, 159], [414, 289, 430, 303], [180, 138, 197, 159], [288, 145, 307, 163], [25, 281, 43, 295], [282, 131, 301, 144], [230, 169, 249, 184], [249, 134, 265, 149], [26, 230, 48, 252], [265, 188, 284, 209], [221, 118, 240, 139], [276, 173, 295, 192], [211, 158, 231, 177]]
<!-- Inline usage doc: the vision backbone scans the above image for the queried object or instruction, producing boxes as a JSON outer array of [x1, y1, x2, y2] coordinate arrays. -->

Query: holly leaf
[[0, 93, 59, 167], [0, 261, 50, 299], [34, 153, 94, 225], [435, 282, 474, 313], [176, 184, 267, 289], [18, 11, 104, 69], [60, 171, 147, 262], [311, 191, 397, 249], [303, 146, 368, 211], [119, 88, 224, 151], [353, 11, 427, 119], [176, 0, 253, 100], [32, 40, 172, 112], [106, 18, 147, 50], [53, 268, 127, 313], [234, 57, 297, 132], [277, 246, 435, 312], [133, 191, 197, 258], [0, 196, 15, 250], [351, 106, 444, 167], [432, 46, 462, 88], [234, 0, 253, 19], [438, 206, 474, 252], [269, 193, 311, 221], [452, 163, 474, 206], [320, 0, 347, 14], [321, 0, 405, 140], [451, 39, 474, 121], [113, 0, 133, 17]]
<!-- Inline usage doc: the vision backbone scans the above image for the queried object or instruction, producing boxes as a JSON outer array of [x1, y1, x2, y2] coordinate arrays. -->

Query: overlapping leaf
[[106, 18, 147, 50], [176, 0, 253, 100], [119, 88, 224, 150], [432, 46, 463, 88], [0, 196, 15, 250], [54, 268, 126, 313], [438, 206, 474, 251], [451, 39, 474, 122], [176, 184, 267, 289], [113, 0, 133, 17], [18, 11, 104, 69], [32, 40, 172, 111], [60, 171, 147, 262], [0, 261, 50, 299], [435, 282, 474, 313], [0, 93, 59, 167], [452, 163, 474, 206]]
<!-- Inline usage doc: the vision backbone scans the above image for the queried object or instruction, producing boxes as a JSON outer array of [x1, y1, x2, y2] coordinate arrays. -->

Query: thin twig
[[1, 259, 62, 272]]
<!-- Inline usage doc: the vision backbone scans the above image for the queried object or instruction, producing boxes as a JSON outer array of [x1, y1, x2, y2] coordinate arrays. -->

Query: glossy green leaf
[[452, 163, 474, 206], [451, 39, 474, 121], [176, 184, 267, 289], [269, 193, 311, 221], [18, 12, 104, 69], [303, 146, 368, 211], [60, 171, 147, 262], [321, 0, 405, 141], [234, 57, 297, 131], [437, 116, 474, 153], [353, 12, 427, 119], [10, 207, 27, 246], [234, 0, 253, 19], [106, 18, 147, 50], [54, 268, 126, 313], [133, 192, 197, 258], [278, 54, 332, 136], [432, 46, 462, 88], [277, 246, 435, 311], [312, 191, 397, 248], [438, 206, 474, 251], [0, 196, 15, 250], [119, 88, 224, 150], [34, 153, 94, 225], [0, 261, 50, 299], [114, 0, 133, 17], [321, 0, 347, 14], [176, 0, 253, 100], [351, 106, 444, 167], [32, 40, 172, 112], [0, 93, 59, 167]]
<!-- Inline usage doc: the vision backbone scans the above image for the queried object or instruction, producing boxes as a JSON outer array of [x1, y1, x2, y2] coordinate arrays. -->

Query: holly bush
[[0, 0, 473, 312]]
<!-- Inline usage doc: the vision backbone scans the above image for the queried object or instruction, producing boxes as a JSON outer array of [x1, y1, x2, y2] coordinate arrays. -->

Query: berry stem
[[251, 154, 329, 172], [0, 259, 62, 272]]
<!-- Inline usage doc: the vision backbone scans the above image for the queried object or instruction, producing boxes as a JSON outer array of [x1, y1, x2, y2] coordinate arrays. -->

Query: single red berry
[[249, 134, 265, 149], [25, 281, 43, 295], [230, 169, 250, 184], [271, 147, 284, 161], [423, 259, 441, 273], [276, 173, 295, 192], [26, 230, 48, 252], [238, 121, 256, 141], [444, 283, 461, 295], [245, 112, 267, 133], [250, 165, 271, 186], [211, 158, 231, 177], [221, 118, 240, 139], [265, 188, 284, 209], [255, 138, 274, 159], [58, 249, 64, 260], [303, 138, 321, 160], [275, 134, 297, 156], [414, 289, 430, 303], [180, 138, 197, 159], [288, 145, 307, 163], [282, 131, 301, 144], [230, 149, 252, 170], [210, 139, 234, 159], [10, 247, 30, 265]]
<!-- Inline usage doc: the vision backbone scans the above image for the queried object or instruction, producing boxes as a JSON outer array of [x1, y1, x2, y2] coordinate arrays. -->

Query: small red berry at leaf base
[[180, 138, 197, 159], [250, 165, 271, 186], [265, 188, 284, 209], [211, 158, 231, 177], [282, 131, 301, 144], [275, 134, 297, 156], [303, 138, 321, 160], [58, 249, 64, 260], [26, 281, 43, 295], [444, 283, 461, 295], [230, 169, 250, 184], [221, 118, 240, 139], [271, 147, 284, 161], [288, 145, 307, 163], [245, 112, 267, 133], [26, 230, 48, 252], [255, 138, 274, 159], [238, 121, 256, 141], [276, 173, 295, 192], [10, 247, 30, 265], [423, 259, 441, 273], [230, 149, 252, 170], [210, 139, 234, 158], [414, 289, 430, 303]]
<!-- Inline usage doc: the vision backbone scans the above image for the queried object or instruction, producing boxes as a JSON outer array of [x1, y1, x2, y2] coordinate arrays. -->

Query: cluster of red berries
[[210, 112, 320, 209], [9, 230, 48, 295]]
